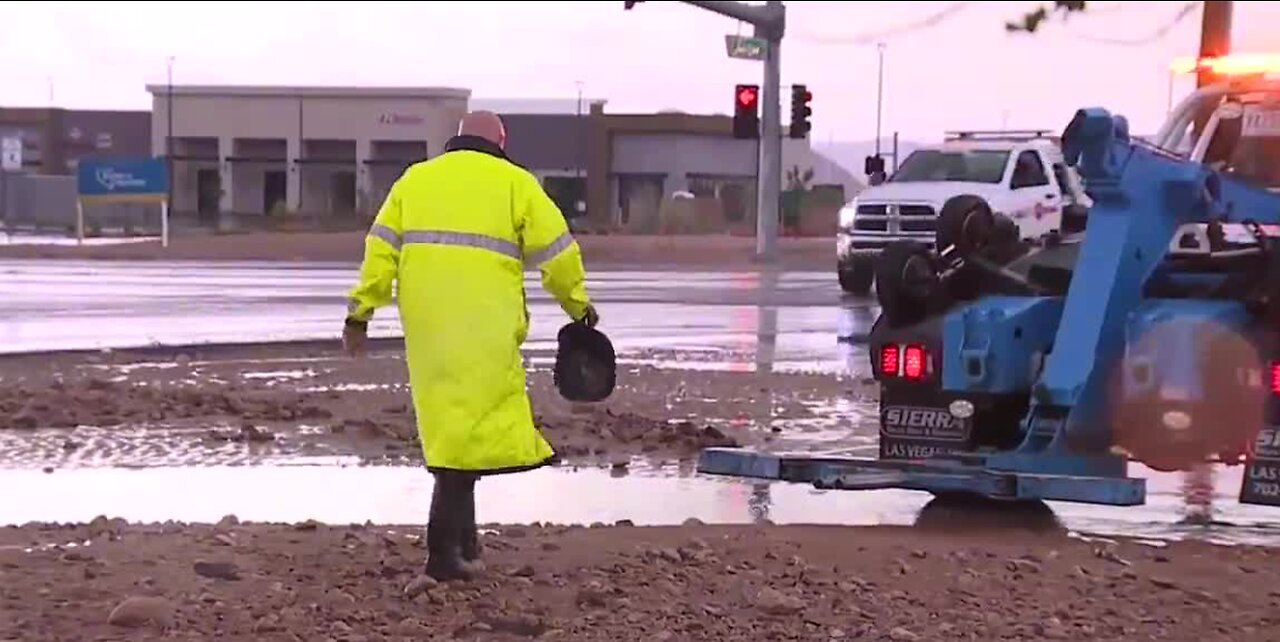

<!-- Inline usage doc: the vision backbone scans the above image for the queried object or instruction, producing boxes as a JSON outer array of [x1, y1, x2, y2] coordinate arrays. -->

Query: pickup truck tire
[[1062, 204, 1089, 234], [875, 240, 940, 327], [937, 195, 996, 257], [838, 255, 875, 295]]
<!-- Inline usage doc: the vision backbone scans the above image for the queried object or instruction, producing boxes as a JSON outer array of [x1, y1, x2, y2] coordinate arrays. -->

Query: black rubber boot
[[423, 473, 471, 582], [458, 475, 481, 564]]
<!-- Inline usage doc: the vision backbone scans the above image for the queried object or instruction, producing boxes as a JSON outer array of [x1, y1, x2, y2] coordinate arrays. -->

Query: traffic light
[[623, 0, 643, 9], [733, 84, 760, 139], [789, 84, 812, 139]]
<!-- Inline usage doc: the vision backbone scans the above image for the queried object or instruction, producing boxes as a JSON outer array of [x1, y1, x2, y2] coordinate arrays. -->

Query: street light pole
[[575, 80, 584, 183], [1192, 0, 1232, 135], [575, 80, 585, 219], [166, 56, 175, 213], [875, 43, 885, 157], [1197, 0, 1232, 89]]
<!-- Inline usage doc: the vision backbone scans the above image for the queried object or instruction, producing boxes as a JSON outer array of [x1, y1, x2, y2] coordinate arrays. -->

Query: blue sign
[[77, 157, 169, 203]]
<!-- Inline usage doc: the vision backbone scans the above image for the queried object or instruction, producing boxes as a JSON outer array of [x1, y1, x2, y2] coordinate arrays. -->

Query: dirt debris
[[0, 520, 1275, 641], [105, 595, 175, 630], [0, 342, 872, 467], [0, 375, 332, 431]]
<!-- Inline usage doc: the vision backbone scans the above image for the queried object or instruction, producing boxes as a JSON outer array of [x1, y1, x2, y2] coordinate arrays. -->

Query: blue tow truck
[[699, 61, 1280, 509]]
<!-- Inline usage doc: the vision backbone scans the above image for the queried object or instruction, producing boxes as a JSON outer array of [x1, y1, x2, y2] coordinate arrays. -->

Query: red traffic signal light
[[733, 84, 760, 139]]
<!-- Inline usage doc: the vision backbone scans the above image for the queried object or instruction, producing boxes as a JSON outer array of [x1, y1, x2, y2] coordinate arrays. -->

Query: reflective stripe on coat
[[346, 135, 592, 474]]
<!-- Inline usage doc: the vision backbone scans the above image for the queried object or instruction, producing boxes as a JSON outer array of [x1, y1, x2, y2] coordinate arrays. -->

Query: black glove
[[577, 305, 599, 328]]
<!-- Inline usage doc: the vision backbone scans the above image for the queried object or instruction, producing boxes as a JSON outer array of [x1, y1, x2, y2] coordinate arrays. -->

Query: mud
[[0, 232, 832, 270], [1, 519, 1275, 641], [0, 341, 875, 469]]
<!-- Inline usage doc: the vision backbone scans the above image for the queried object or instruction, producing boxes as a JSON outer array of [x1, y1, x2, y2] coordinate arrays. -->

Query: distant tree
[[785, 165, 815, 192], [1005, 0, 1088, 33]]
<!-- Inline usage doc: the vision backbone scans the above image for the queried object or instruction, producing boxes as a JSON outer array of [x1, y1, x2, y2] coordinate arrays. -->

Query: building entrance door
[[263, 171, 287, 215], [330, 171, 357, 215], [196, 169, 220, 225], [543, 176, 586, 220]]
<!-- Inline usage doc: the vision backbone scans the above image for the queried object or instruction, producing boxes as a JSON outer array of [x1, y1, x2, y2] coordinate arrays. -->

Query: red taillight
[[1270, 361, 1280, 396], [880, 345, 900, 377], [879, 344, 930, 381], [903, 344, 927, 381]]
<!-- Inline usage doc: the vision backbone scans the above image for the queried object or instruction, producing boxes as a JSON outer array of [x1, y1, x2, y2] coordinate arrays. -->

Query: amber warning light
[[1170, 53, 1280, 77]]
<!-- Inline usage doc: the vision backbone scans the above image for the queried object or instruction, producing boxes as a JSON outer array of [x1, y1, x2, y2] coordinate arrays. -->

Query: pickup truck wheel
[[937, 195, 996, 257], [875, 240, 939, 326], [1062, 204, 1089, 235], [992, 213, 1019, 246], [838, 255, 875, 295]]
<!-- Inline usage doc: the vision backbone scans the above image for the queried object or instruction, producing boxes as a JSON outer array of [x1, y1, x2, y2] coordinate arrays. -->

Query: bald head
[[457, 111, 507, 149]]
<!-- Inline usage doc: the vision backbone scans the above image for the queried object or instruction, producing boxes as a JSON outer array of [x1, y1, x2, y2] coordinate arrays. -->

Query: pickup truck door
[[1008, 149, 1062, 237]]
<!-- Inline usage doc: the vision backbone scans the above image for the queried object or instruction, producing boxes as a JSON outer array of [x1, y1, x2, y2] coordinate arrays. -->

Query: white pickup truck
[[835, 131, 1090, 294]]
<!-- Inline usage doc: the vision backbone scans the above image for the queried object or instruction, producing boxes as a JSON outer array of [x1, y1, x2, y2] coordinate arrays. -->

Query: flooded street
[[0, 260, 875, 374], [3, 460, 1280, 547], [1, 259, 1279, 550], [4, 258, 1280, 642]]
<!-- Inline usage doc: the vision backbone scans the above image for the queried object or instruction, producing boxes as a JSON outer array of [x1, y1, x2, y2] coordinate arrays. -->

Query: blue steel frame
[[697, 108, 1280, 506]]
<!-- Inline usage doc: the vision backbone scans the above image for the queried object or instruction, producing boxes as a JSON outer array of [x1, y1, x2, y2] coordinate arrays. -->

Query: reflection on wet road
[[5, 259, 1280, 546], [3, 462, 1278, 547], [0, 260, 877, 373]]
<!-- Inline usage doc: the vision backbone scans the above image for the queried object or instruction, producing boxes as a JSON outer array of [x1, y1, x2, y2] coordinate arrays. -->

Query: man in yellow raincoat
[[342, 111, 597, 581]]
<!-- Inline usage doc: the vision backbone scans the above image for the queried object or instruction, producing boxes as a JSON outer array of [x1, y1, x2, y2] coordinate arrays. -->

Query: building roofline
[[469, 97, 609, 115], [144, 84, 471, 100]]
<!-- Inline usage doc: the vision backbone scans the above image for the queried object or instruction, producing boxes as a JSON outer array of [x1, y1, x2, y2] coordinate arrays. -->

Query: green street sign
[[725, 34, 767, 61]]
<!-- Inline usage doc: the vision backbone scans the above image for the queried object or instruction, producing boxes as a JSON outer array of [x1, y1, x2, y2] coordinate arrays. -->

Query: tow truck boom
[[698, 101, 1280, 507]]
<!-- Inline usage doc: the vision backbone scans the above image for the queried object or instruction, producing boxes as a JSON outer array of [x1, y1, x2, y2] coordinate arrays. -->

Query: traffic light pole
[[687, 1, 784, 262], [756, 15, 782, 262], [628, 0, 786, 262]]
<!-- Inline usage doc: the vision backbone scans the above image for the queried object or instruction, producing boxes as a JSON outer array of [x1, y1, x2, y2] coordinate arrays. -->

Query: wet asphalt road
[[0, 260, 878, 372], [5, 258, 1280, 544]]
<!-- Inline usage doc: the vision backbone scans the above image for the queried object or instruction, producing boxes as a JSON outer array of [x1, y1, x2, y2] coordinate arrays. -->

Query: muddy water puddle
[[0, 424, 372, 468], [0, 403, 880, 471], [11, 368, 1275, 546], [8, 316, 1280, 546], [3, 460, 1279, 547]]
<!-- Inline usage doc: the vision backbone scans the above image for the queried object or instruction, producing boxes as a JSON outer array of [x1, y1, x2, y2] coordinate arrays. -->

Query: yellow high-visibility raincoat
[[346, 135, 592, 475]]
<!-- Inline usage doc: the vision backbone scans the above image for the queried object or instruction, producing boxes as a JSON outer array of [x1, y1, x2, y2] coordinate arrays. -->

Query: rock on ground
[[0, 521, 1275, 641]]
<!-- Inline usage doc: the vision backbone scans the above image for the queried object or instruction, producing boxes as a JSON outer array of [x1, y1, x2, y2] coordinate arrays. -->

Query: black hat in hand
[[553, 321, 617, 402]]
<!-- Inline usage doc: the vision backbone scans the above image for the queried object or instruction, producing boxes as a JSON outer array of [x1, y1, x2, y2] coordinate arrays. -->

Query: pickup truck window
[[1228, 106, 1280, 188], [891, 149, 1009, 184], [1010, 151, 1051, 189], [1229, 136, 1280, 187]]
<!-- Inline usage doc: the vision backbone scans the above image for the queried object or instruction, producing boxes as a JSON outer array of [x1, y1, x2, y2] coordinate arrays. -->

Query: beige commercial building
[[147, 85, 468, 227], [144, 84, 861, 236]]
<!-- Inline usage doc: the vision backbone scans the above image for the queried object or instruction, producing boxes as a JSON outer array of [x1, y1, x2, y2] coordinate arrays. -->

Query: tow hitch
[[697, 448, 1145, 506]]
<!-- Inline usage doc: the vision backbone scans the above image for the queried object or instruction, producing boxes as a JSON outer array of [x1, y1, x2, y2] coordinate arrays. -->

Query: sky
[[3, 1, 1278, 143]]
